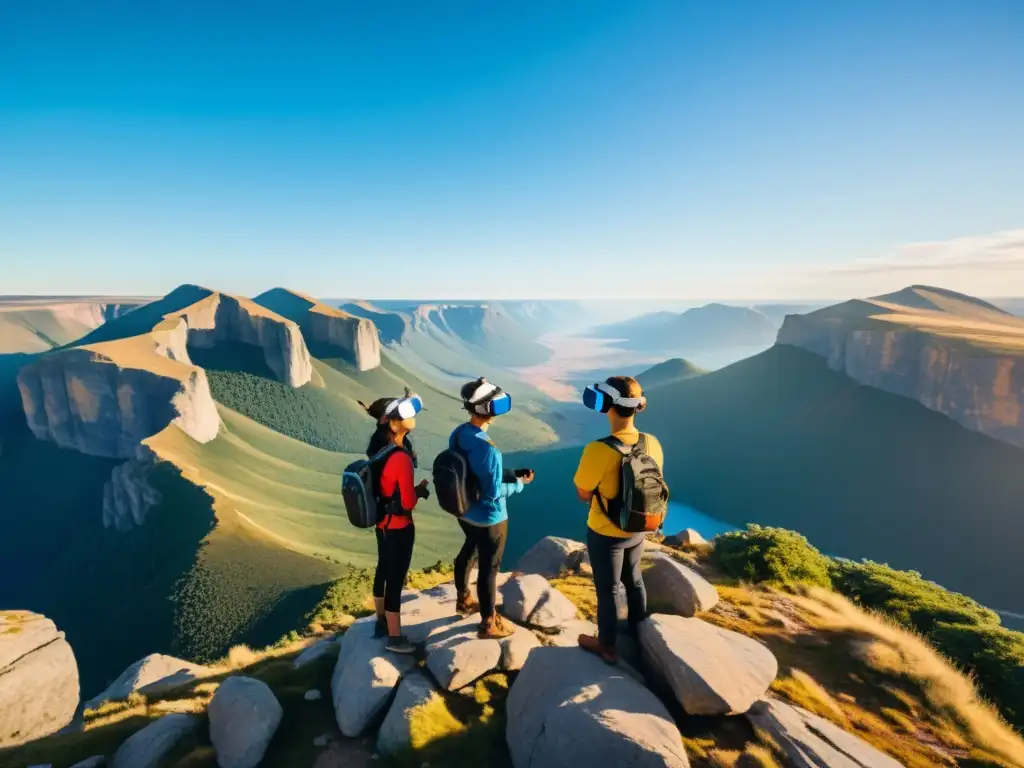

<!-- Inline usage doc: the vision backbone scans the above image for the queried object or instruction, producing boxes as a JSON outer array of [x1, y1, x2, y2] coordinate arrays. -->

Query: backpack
[[432, 425, 478, 517], [341, 445, 404, 528], [595, 434, 669, 533]]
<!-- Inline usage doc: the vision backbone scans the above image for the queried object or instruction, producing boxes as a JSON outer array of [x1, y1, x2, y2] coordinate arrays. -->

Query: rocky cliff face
[[17, 326, 220, 460], [0, 611, 80, 748], [103, 448, 163, 531], [778, 313, 1024, 447], [306, 310, 381, 371], [176, 292, 313, 387]]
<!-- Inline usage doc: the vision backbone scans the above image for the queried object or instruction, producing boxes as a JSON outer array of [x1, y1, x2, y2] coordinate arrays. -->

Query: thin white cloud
[[832, 229, 1024, 275]]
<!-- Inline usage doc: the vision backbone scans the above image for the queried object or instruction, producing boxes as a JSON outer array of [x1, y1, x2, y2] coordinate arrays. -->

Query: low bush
[[710, 525, 832, 588], [930, 622, 1024, 732], [829, 559, 999, 635]]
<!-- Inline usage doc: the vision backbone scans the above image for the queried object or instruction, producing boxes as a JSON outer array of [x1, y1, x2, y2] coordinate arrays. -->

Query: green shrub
[[710, 525, 832, 588], [930, 622, 1024, 731], [829, 559, 999, 635]]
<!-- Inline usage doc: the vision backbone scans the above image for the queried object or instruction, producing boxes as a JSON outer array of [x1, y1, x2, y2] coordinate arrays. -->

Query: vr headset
[[381, 393, 424, 421], [465, 380, 513, 417], [582, 381, 646, 413]]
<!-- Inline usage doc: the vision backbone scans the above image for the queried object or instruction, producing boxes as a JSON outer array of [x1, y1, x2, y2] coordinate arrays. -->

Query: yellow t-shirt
[[573, 429, 665, 539]]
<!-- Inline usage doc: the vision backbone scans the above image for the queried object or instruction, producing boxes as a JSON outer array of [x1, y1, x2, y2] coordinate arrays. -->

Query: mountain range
[[4, 281, 1024, 706]]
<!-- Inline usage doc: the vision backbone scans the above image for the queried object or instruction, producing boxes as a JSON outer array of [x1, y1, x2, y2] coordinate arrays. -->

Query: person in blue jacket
[[450, 377, 534, 639]]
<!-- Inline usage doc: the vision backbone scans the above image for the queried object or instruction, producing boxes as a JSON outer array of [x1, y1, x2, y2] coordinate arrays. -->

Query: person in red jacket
[[361, 391, 430, 654]]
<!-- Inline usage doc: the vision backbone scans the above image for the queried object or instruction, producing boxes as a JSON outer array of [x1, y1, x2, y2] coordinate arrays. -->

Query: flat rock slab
[[332, 620, 417, 737], [639, 614, 777, 715], [208, 676, 283, 768], [546, 618, 599, 648], [500, 574, 577, 629], [0, 611, 79, 748], [112, 713, 200, 768], [85, 653, 212, 709], [747, 698, 903, 767], [507, 646, 689, 768], [424, 615, 502, 691], [377, 670, 442, 755], [516, 536, 586, 578], [643, 552, 720, 617]]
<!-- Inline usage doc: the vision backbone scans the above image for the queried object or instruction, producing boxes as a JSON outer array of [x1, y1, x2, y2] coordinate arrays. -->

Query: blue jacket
[[450, 423, 524, 527]]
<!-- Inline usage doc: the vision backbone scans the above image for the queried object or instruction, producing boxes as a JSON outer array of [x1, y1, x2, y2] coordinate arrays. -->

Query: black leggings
[[454, 519, 507, 618], [374, 524, 415, 612]]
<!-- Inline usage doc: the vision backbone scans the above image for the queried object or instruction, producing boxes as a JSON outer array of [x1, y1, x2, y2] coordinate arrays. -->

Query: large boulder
[[747, 698, 903, 767], [516, 537, 586, 578], [424, 615, 503, 691], [639, 614, 777, 715], [208, 676, 283, 768], [642, 552, 719, 617], [506, 646, 689, 768], [500, 574, 577, 629], [0, 611, 79, 747], [500, 625, 542, 671], [85, 653, 212, 710], [377, 671, 443, 756], [663, 528, 708, 549], [112, 713, 200, 768], [331, 619, 417, 736]]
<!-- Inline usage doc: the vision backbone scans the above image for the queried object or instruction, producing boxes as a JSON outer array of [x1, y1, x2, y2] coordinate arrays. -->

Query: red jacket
[[377, 450, 417, 530]]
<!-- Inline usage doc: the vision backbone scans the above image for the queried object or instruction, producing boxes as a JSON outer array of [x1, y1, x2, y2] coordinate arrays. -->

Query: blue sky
[[2, 1, 1023, 300]]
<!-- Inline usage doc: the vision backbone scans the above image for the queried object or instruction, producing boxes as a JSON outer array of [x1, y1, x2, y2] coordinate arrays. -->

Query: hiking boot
[[456, 592, 479, 615], [478, 614, 516, 639], [578, 634, 620, 665], [385, 635, 416, 655], [373, 616, 387, 639]]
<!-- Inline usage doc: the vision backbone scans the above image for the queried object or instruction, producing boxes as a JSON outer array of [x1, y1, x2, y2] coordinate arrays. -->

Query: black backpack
[[595, 434, 669, 533], [341, 445, 405, 528], [432, 425, 478, 517]]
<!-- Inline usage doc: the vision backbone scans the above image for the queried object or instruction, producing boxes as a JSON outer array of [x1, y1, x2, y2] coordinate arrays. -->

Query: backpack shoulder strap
[[598, 435, 630, 455], [633, 433, 648, 456]]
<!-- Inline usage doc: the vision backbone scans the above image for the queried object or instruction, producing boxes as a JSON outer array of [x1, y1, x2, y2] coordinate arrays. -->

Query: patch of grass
[[547, 575, 595, 622]]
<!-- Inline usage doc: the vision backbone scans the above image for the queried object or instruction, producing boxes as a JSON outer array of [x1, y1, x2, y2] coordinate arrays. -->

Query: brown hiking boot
[[578, 634, 620, 665], [456, 592, 479, 615], [479, 613, 516, 639]]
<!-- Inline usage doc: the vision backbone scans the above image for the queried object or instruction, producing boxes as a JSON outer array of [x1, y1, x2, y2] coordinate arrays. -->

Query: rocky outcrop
[[506, 646, 689, 768], [516, 536, 587, 578], [664, 528, 709, 550], [208, 676, 283, 768], [639, 614, 777, 715], [112, 713, 199, 768], [499, 574, 578, 629], [293, 635, 339, 669], [102, 452, 163, 530], [84, 653, 212, 710], [747, 698, 903, 767], [0, 611, 80, 748], [376, 671, 442, 756], [331, 619, 418, 737], [17, 285, 317, 461], [17, 342, 219, 459], [642, 551, 720, 617], [253, 288, 381, 371], [777, 291, 1024, 448]]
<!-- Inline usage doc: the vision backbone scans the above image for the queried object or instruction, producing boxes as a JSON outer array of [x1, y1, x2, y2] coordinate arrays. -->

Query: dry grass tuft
[[793, 586, 1024, 766], [771, 669, 848, 725]]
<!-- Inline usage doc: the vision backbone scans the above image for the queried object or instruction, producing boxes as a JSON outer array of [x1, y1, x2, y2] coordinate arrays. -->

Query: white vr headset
[[582, 381, 646, 413], [381, 393, 424, 421]]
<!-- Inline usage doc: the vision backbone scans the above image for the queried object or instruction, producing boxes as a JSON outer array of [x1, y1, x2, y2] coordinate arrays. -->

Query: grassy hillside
[[637, 357, 706, 389], [0, 300, 145, 353]]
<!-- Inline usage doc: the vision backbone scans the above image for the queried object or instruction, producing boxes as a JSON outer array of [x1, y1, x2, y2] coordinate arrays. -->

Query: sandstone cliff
[[777, 286, 1024, 447], [102, 448, 163, 531], [253, 288, 381, 371]]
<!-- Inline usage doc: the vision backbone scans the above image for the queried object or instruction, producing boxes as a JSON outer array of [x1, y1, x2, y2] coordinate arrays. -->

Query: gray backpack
[[595, 434, 669, 533], [341, 445, 399, 528]]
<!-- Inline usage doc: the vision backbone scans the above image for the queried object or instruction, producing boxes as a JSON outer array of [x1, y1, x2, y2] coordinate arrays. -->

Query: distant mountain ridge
[[777, 284, 1024, 447]]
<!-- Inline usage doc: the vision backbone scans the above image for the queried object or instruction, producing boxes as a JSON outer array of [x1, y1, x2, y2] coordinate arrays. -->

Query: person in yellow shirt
[[573, 376, 664, 664]]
